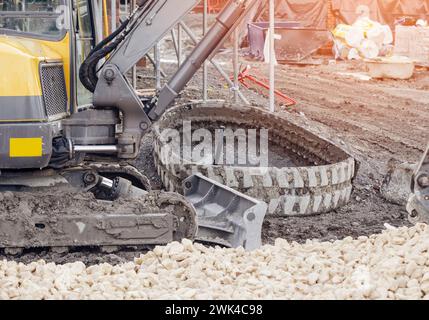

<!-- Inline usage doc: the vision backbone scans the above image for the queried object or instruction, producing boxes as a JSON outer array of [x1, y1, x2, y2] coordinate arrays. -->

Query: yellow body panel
[[0, 34, 70, 98], [9, 137, 43, 157]]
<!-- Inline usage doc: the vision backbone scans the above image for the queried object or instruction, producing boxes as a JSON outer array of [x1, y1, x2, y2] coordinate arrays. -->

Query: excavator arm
[[79, 0, 251, 159]]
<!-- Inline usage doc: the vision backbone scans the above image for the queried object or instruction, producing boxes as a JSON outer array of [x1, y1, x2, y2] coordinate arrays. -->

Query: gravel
[[1, 223, 429, 300]]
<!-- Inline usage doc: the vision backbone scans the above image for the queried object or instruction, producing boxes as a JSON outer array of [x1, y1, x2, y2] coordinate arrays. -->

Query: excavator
[[0, 0, 426, 256], [0, 0, 267, 254]]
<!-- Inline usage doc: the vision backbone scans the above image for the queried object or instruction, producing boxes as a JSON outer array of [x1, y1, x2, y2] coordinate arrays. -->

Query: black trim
[[71, 0, 97, 112], [0, 28, 67, 42]]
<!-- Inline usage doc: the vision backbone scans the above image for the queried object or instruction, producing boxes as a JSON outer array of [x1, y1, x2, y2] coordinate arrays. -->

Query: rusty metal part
[[235, 65, 297, 107], [407, 144, 429, 224], [153, 103, 357, 216]]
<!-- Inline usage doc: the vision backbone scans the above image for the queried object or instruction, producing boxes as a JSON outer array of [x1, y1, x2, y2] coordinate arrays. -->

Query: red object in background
[[235, 65, 297, 107], [195, 0, 229, 14]]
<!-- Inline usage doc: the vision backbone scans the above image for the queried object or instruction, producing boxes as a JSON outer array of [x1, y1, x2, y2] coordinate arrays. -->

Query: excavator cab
[[0, 0, 97, 105], [0, 0, 102, 169], [0, 0, 267, 253], [0, 0, 72, 169]]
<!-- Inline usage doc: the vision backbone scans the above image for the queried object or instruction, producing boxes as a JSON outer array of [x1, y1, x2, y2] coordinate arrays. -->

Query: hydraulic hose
[[79, 0, 156, 92], [79, 17, 130, 92]]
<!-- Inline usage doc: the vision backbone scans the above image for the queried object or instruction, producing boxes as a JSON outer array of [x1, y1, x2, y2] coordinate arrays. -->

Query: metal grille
[[40, 63, 68, 118]]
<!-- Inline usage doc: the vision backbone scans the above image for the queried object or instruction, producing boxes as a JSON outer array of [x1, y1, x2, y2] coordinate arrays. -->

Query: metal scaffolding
[[269, 0, 275, 112], [98, 0, 250, 105]]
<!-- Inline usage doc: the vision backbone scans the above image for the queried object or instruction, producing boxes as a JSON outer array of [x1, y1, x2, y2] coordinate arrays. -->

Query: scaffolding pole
[[179, 21, 250, 105], [102, 0, 249, 105], [154, 44, 161, 90], [111, 0, 117, 31], [233, 28, 239, 104], [202, 0, 208, 102], [178, 24, 182, 67], [131, 0, 137, 89], [269, 0, 275, 112]]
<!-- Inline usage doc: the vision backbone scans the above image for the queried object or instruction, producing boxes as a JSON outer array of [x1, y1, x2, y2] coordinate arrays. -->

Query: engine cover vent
[[40, 62, 68, 119]]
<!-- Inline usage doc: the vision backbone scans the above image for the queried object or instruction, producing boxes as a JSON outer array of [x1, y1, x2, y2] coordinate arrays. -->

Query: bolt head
[[104, 68, 115, 82], [140, 122, 149, 131], [410, 210, 419, 218], [417, 174, 429, 188], [83, 172, 97, 185]]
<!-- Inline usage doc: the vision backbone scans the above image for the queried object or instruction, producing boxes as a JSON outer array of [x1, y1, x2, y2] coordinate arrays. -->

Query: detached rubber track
[[153, 104, 357, 216]]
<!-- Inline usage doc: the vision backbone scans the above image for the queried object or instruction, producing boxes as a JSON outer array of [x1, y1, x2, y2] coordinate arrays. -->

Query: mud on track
[[153, 103, 356, 217], [1, 50, 427, 265]]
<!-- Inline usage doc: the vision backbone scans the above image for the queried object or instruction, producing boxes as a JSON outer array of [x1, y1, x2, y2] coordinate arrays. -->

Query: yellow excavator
[[0, 0, 425, 255], [0, 0, 267, 254]]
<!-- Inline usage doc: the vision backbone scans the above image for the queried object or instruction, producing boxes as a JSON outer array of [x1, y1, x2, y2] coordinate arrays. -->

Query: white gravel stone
[[1, 225, 429, 299]]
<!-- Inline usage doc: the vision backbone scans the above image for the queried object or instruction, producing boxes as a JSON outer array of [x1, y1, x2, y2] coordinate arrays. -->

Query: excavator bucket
[[183, 174, 267, 250]]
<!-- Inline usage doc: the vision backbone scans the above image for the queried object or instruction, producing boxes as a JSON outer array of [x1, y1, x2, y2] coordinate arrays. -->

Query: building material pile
[[1, 223, 429, 300], [332, 17, 393, 60]]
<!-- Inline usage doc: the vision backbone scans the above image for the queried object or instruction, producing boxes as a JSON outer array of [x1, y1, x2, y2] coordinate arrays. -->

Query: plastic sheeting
[[332, 0, 429, 27], [255, 0, 328, 28], [253, 1, 429, 29], [241, 0, 429, 49]]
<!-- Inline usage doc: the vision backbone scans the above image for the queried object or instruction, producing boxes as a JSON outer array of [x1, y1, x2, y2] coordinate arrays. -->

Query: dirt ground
[[252, 59, 428, 243], [1, 14, 428, 265], [76, 57, 429, 263], [135, 46, 428, 244]]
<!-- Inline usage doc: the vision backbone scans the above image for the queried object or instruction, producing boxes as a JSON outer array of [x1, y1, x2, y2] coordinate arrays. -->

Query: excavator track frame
[[0, 165, 197, 255]]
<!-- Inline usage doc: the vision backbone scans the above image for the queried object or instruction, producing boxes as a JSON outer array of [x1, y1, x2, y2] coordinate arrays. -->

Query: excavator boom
[[78, 0, 251, 159]]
